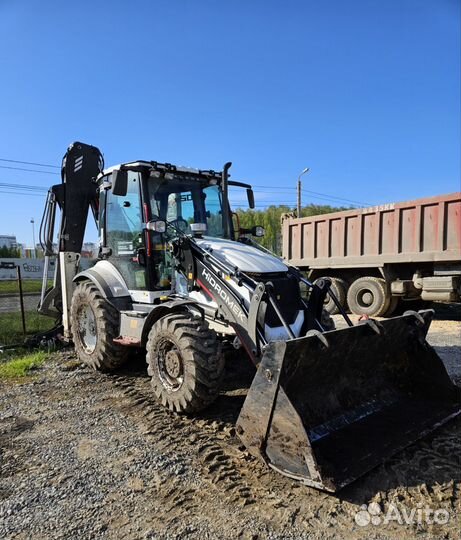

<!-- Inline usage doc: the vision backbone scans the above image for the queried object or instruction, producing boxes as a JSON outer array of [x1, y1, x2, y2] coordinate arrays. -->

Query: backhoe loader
[[38, 141, 460, 492]]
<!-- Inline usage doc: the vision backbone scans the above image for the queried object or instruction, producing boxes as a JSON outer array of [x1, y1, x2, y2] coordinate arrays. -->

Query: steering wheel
[[168, 218, 189, 233]]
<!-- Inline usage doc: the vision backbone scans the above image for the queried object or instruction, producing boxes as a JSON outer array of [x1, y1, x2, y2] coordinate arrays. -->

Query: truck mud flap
[[236, 310, 461, 492]]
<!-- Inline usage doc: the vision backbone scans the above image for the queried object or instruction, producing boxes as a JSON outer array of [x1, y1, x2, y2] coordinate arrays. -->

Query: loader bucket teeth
[[236, 309, 461, 492]]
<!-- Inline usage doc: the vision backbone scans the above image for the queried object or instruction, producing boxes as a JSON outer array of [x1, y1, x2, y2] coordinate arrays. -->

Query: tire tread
[[146, 312, 224, 414]]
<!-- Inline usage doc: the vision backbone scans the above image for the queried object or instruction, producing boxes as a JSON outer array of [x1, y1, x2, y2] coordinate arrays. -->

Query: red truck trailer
[[282, 192, 461, 317]]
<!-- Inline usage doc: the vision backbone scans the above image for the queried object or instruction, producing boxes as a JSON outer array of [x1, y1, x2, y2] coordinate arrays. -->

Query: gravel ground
[[0, 311, 460, 540]]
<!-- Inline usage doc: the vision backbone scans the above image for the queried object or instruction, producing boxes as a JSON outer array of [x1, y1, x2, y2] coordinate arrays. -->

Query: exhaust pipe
[[221, 162, 232, 239]]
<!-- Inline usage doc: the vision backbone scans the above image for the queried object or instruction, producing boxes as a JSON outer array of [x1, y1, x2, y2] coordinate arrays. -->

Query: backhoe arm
[[38, 142, 103, 328]]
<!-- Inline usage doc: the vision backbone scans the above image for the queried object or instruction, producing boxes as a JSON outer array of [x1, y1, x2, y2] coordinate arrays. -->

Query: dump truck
[[38, 142, 460, 492], [282, 193, 461, 316]]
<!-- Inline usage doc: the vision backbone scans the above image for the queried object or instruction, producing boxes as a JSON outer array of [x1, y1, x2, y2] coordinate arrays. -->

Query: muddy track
[[106, 351, 461, 539], [112, 370, 260, 508], [109, 366, 315, 538]]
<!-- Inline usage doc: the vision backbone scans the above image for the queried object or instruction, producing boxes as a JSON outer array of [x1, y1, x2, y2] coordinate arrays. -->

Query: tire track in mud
[[197, 440, 256, 505], [111, 373, 260, 509], [111, 376, 209, 521], [109, 370, 349, 533], [108, 367, 461, 539]]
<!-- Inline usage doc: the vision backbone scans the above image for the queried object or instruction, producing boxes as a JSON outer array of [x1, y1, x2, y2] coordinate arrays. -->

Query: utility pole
[[30, 218, 36, 258], [297, 167, 310, 218]]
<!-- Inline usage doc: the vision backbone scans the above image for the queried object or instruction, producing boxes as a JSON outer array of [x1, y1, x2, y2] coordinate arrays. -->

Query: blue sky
[[0, 0, 459, 246]]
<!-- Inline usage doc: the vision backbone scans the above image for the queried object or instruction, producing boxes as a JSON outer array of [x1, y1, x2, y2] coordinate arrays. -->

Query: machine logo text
[[201, 268, 245, 322]]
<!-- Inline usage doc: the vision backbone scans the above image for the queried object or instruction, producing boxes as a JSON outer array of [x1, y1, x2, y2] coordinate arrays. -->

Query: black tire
[[146, 312, 224, 413], [382, 296, 400, 317], [321, 309, 336, 331], [315, 277, 348, 315], [347, 276, 391, 318], [70, 281, 129, 371]]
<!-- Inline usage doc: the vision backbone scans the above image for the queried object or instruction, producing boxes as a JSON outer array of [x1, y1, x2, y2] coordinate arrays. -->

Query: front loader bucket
[[236, 310, 461, 492]]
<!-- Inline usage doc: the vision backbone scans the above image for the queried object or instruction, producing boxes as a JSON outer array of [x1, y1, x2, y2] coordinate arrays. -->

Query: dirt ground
[[0, 311, 460, 539]]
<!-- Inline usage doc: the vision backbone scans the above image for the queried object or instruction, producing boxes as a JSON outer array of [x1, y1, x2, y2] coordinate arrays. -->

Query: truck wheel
[[382, 296, 400, 317], [321, 309, 336, 331], [315, 277, 347, 315], [70, 281, 129, 371], [146, 313, 224, 413], [347, 277, 391, 318]]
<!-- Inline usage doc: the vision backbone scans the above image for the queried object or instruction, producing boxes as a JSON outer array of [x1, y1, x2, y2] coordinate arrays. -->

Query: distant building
[[0, 235, 18, 249], [31, 243, 59, 258]]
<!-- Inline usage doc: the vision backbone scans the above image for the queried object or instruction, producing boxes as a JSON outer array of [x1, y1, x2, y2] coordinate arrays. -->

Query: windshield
[[148, 178, 225, 238]]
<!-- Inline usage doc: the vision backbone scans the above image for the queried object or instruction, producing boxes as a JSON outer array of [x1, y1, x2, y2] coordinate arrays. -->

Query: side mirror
[[146, 219, 167, 233], [246, 188, 255, 209], [112, 169, 128, 196], [252, 226, 265, 237]]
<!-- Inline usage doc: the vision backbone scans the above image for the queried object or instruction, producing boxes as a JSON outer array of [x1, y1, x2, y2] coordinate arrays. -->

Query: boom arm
[[38, 142, 104, 323]]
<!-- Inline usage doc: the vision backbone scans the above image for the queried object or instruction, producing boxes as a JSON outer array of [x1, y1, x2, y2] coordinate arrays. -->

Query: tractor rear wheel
[[146, 313, 224, 413], [70, 281, 129, 371]]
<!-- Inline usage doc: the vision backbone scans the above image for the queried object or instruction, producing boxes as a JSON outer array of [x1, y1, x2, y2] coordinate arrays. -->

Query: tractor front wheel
[[146, 313, 224, 413]]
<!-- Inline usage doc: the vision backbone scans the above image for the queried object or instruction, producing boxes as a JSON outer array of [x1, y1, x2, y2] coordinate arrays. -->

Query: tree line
[[235, 204, 349, 255], [0, 245, 21, 257]]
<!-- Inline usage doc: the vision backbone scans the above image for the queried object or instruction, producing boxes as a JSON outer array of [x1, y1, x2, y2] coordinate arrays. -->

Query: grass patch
[[0, 280, 53, 294], [0, 311, 56, 346], [0, 351, 46, 379]]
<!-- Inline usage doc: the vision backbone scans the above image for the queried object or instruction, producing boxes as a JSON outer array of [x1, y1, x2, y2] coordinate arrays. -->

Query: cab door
[[104, 171, 147, 291]]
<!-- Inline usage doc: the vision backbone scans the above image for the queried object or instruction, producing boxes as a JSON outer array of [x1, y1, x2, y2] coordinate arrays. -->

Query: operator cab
[[148, 173, 225, 238], [96, 161, 254, 298]]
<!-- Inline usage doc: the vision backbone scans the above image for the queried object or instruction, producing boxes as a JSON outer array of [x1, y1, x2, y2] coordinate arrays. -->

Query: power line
[[252, 205, 295, 208], [260, 194, 357, 206], [0, 182, 48, 191], [246, 185, 370, 206], [232, 202, 295, 206], [0, 157, 60, 169], [0, 184, 356, 207], [0, 156, 369, 205], [246, 184, 370, 205], [0, 165, 60, 175], [0, 159, 366, 207], [232, 186, 372, 206], [0, 190, 45, 197], [302, 190, 368, 206], [1, 180, 358, 206], [232, 193, 359, 207]]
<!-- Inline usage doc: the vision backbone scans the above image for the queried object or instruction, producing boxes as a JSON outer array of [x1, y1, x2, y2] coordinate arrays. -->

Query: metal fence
[[0, 264, 55, 347]]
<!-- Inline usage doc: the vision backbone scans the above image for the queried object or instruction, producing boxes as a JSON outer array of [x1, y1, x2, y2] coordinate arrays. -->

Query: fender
[[73, 260, 132, 310], [140, 299, 204, 346]]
